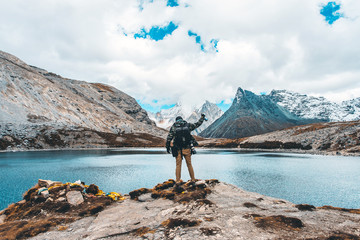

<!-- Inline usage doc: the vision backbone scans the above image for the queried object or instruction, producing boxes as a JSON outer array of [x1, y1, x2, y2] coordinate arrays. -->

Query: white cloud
[[1, 0, 359, 111]]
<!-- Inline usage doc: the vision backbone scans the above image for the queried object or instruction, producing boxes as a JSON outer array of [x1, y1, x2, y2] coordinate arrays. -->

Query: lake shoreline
[[1, 146, 359, 157]]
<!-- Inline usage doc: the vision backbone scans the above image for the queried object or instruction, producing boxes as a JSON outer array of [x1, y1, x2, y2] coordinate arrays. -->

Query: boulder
[[66, 191, 84, 206], [41, 190, 50, 198]]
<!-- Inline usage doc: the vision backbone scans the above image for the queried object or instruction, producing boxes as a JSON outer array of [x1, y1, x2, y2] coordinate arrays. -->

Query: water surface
[[0, 149, 359, 210]]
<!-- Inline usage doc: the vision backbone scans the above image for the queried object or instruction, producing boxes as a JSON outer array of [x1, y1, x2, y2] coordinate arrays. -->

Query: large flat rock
[[29, 182, 360, 239]]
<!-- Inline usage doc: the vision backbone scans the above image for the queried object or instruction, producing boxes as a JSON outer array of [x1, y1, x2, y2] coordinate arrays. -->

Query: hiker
[[166, 114, 206, 183]]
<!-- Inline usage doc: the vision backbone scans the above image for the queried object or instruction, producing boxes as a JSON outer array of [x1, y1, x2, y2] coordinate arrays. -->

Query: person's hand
[[166, 146, 171, 154]]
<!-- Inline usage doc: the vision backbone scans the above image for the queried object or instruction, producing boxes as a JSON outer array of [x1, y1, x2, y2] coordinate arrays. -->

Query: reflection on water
[[0, 149, 360, 210]]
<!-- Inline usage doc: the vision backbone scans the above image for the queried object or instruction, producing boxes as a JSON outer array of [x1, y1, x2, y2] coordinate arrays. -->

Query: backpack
[[173, 121, 192, 148]]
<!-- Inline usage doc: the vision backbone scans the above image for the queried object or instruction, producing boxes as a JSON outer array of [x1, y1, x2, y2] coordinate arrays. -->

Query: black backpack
[[173, 122, 192, 148]]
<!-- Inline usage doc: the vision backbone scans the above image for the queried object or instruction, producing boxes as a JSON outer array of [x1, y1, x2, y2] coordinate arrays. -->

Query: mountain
[[186, 101, 224, 135], [200, 88, 321, 139], [0, 50, 166, 150], [147, 103, 187, 129], [269, 90, 360, 122], [148, 101, 224, 134]]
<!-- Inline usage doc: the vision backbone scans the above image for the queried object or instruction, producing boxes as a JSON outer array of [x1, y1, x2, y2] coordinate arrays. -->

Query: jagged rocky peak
[[234, 87, 246, 102]]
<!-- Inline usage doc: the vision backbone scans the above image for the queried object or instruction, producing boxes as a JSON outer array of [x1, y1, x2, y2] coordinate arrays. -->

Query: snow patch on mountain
[[269, 90, 360, 122], [148, 101, 223, 134]]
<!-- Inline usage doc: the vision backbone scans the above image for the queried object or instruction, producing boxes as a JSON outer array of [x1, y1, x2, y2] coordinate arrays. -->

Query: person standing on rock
[[166, 114, 206, 183]]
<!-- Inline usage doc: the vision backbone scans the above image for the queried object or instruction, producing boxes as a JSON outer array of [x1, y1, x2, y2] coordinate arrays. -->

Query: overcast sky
[[1, 0, 359, 112]]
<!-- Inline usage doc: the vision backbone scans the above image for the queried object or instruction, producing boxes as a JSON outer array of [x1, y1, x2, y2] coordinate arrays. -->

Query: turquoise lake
[[0, 149, 360, 210]]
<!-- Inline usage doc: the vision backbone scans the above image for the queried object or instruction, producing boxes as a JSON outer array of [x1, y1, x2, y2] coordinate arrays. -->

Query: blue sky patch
[[139, 0, 179, 10], [217, 100, 232, 112], [188, 31, 219, 52], [210, 39, 219, 52], [138, 100, 176, 113], [134, 22, 178, 41], [188, 31, 205, 51], [167, 0, 179, 7], [320, 2, 344, 24]]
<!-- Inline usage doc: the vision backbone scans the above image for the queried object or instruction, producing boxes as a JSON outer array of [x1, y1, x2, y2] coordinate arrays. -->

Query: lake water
[[1, 149, 360, 210]]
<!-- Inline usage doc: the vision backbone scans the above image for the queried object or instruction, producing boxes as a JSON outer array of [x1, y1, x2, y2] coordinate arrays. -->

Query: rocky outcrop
[[1, 179, 359, 239], [200, 88, 322, 139], [239, 120, 360, 155], [0, 50, 167, 150], [199, 120, 360, 156], [0, 124, 166, 150]]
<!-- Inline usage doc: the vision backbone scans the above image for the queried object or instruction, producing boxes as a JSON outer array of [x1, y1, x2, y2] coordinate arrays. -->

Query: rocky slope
[[0, 50, 167, 150], [148, 101, 223, 135], [238, 120, 360, 155], [1, 179, 360, 240], [200, 88, 322, 139], [200, 120, 360, 156], [269, 90, 360, 122]]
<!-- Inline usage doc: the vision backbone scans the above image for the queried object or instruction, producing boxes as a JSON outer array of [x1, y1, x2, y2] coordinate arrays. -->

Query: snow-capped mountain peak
[[148, 101, 224, 134], [268, 90, 360, 122]]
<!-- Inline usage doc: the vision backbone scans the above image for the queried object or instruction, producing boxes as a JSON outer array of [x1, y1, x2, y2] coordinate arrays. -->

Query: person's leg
[[175, 149, 183, 182], [183, 148, 195, 181]]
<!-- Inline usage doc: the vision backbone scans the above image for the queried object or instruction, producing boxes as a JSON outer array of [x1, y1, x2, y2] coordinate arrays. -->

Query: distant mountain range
[[147, 101, 223, 135], [199, 88, 322, 139], [1, 49, 359, 150], [200, 88, 360, 139], [148, 87, 360, 139], [269, 90, 360, 122]]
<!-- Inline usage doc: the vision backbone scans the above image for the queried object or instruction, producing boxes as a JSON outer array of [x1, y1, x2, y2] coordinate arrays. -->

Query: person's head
[[175, 116, 183, 122]]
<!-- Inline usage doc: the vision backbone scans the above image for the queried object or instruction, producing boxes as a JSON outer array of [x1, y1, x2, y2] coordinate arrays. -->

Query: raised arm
[[188, 114, 206, 131]]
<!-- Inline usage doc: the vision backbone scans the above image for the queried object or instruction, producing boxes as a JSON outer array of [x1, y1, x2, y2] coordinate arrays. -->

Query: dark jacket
[[166, 117, 204, 149]]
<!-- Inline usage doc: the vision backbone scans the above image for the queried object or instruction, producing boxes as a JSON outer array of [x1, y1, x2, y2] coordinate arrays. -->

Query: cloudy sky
[[1, 0, 359, 112]]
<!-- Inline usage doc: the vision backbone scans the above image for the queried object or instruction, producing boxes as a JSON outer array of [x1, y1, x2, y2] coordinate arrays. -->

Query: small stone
[[195, 180, 207, 188], [17, 200, 26, 204], [59, 189, 66, 196], [41, 190, 50, 198], [66, 191, 84, 206], [57, 197, 66, 202], [46, 197, 54, 202], [0, 214, 5, 224]]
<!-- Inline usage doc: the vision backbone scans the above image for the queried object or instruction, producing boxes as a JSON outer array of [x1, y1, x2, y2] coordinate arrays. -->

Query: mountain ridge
[[269, 89, 360, 122], [0, 50, 167, 150]]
